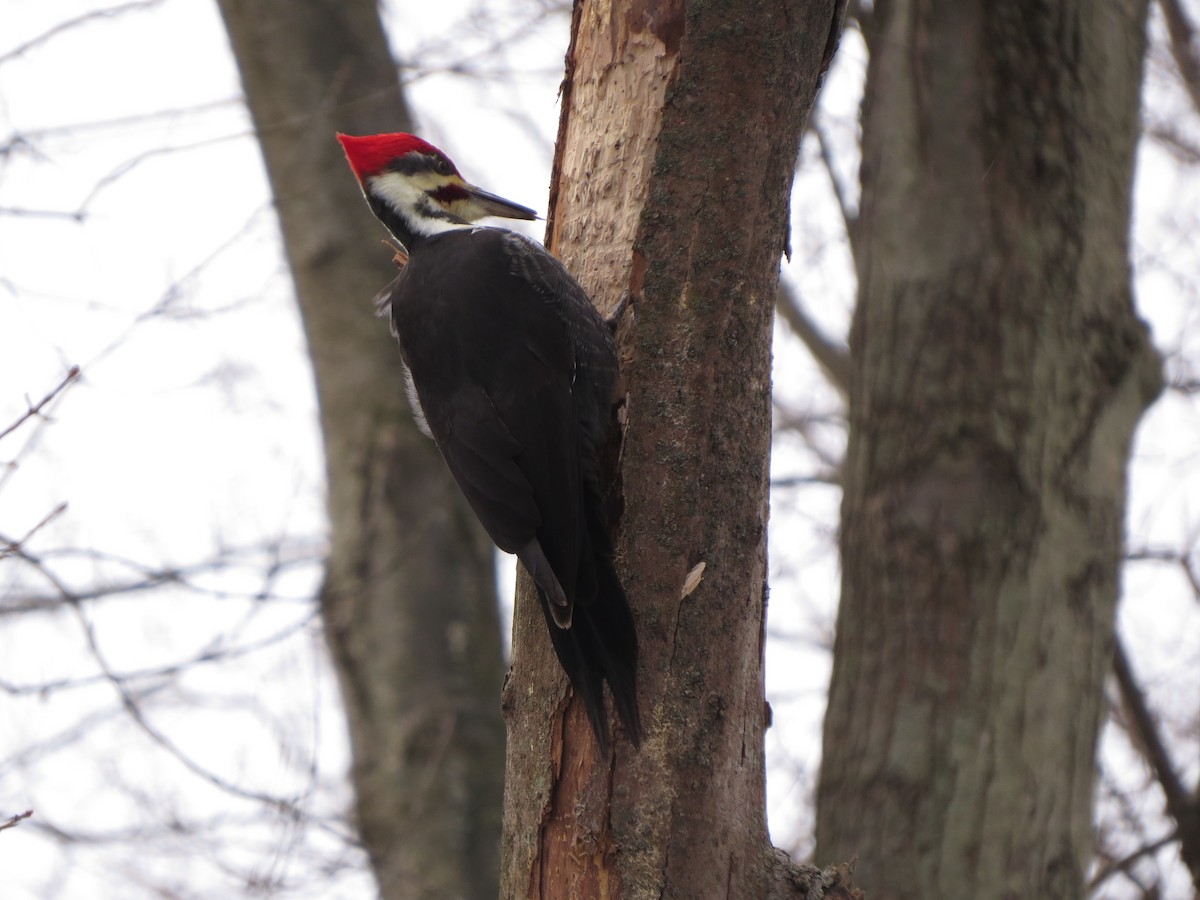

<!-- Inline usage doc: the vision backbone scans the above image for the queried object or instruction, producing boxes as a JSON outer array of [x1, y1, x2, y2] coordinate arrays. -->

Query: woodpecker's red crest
[[337, 132, 457, 182]]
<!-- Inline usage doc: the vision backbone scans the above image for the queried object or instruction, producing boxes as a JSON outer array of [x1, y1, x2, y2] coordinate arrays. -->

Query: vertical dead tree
[[500, 1, 852, 897], [815, 2, 1162, 897], [216, 2, 505, 897]]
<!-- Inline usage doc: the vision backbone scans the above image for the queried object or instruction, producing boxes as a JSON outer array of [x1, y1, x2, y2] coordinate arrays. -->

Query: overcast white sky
[[1, 1, 1198, 897]]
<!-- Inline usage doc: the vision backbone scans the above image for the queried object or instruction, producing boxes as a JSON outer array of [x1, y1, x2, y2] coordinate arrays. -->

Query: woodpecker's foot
[[382, 238, 409, 269], [606, 290, 632, 333]]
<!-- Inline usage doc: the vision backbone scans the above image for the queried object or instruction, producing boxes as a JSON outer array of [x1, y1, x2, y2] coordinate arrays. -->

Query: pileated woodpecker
[[337, 132, 642, 750]]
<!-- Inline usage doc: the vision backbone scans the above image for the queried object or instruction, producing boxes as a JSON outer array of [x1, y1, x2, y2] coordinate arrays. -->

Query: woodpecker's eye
[[432, 155, 454, 176]]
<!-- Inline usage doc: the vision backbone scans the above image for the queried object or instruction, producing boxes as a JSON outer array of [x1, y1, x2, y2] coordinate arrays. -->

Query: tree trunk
[[215, 3, 506, 897], [499, 1, 847, 897], [815, 2, 1161, 897]]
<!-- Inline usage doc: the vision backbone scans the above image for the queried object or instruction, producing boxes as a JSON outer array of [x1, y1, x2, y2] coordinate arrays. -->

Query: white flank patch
[[403, 365, 434, 439]]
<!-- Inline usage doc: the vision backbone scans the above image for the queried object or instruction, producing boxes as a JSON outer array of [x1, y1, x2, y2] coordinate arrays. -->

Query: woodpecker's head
[[337, 132, 537, 240]]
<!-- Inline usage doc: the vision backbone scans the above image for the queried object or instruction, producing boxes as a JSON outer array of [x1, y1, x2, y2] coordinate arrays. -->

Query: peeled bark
[[815, 2, 1161, 897], [215, 2, 505, 897], [499, 1, 848, 896]]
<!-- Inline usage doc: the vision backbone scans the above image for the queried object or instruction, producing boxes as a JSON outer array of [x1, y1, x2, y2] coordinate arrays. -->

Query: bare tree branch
[[395, 0, 569, 88], [770, 473, 840, 489], [1161, 0, 1200, 117], [845, 0, 871, 29], [0, 207, 87, 222], [1089, 829, 1179, 894], [1145, 120, 1200, 164], [1, 537, 322, 615], [0, 606, 317, 697], [0, 367, 80, 443], [848, 0, 876, 54], [0, 810, 33, 834], [772, 399, 845, 479], [1113, 640, 1187, 804], [1112, 637, 1200, 889], [1126, 541, 1200, 599], [3, 541, 334, 828], [776, 281, 851, 396], [0, 502, 67, 561], [76, 132, 252, 214], [0, 98, 240, 151], [810, 117, 859, 255], [0, 1, 165, 65]]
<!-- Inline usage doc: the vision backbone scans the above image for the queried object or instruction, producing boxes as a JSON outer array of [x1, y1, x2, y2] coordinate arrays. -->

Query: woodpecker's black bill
[[465, 184, 539, 221]]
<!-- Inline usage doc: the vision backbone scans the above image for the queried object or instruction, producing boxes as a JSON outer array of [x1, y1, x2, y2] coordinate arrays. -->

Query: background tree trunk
[[815, 2, 1161, 897], [215, 2, 506, 897], [500, 1, 848, 896]]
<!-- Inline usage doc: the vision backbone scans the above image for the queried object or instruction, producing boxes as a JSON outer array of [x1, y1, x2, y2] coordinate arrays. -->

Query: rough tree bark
[[215, 2, 506, 897], [499, 1, 853, 897], [815, 2, 1161, 898]]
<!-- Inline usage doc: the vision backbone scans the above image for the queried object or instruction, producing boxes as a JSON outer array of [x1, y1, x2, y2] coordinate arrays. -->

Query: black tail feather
[[542, 604, 612, 750], [536, 484, 642, 752], [584, 554, 642, 745], [539, 566, 642, 752]]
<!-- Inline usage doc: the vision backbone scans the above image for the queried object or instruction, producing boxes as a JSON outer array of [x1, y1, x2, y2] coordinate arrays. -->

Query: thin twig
[[0, 810, 33, 833], [0, 97, 239, 150], [0, 207, 87, 222], [76, 132, 251, 214], [1145, 121, 1200, 165], [0, 502, 67, 560], [0, 606, 317, 697], [7, 542, 319, 819], [0, 367, 80, 443], [1161, 0, 1200, 117], [1, 539, 322, 615], [1088, 830, 1179, 892], [0, 1, 164, 65], [811, 117, 859, 256]]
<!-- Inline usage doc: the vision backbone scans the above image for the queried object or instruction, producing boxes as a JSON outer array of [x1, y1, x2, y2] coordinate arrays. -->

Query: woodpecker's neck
[[365, 180, 472, 251], [367, 194, 424, 250]]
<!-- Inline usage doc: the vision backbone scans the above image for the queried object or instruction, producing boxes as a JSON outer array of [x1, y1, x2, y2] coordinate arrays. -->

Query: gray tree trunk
[[215, 2, 506, 897], [499, 1, 853, 897], [815, 2, 1161, 897]]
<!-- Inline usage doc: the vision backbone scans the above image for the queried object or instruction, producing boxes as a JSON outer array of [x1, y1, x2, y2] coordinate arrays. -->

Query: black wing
[[382, 227, 640, 748], [387, 229, 599, 616]]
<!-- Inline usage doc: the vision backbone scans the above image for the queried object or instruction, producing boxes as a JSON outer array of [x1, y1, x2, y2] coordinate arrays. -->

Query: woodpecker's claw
[[382, 238, 409, 269], [607, 290, 632, 333]]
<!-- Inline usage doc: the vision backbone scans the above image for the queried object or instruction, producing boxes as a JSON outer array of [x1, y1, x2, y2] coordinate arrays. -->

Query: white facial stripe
[[367, 172, 474, 236]]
